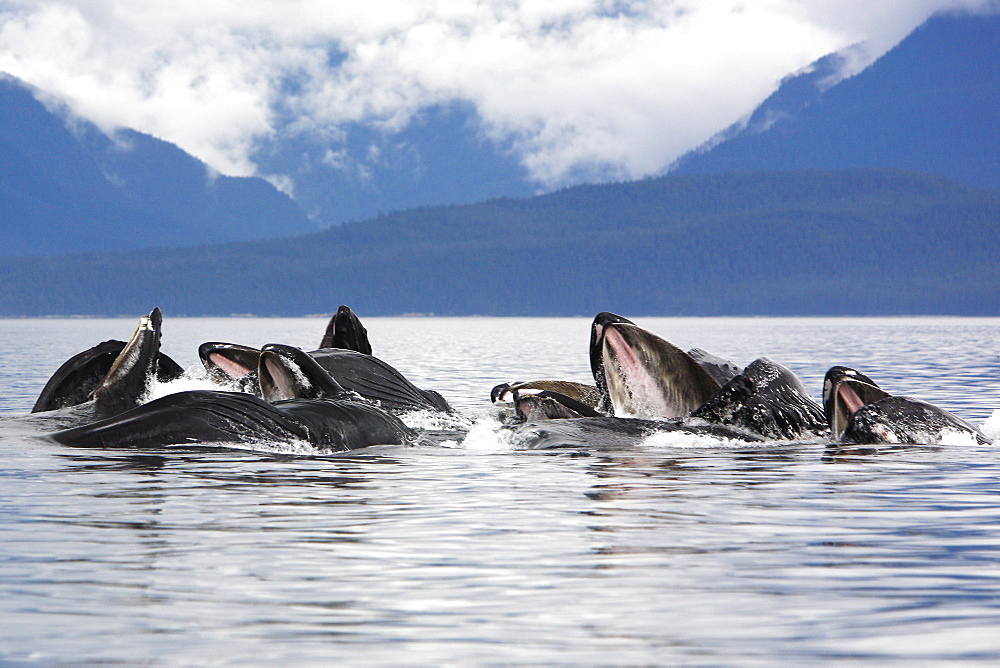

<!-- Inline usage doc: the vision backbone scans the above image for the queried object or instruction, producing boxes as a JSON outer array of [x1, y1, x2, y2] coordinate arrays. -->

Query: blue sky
[[0, 0, 994, 190]]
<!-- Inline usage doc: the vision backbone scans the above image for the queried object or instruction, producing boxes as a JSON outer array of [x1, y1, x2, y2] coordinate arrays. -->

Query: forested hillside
[[0, 169, 995, 316]]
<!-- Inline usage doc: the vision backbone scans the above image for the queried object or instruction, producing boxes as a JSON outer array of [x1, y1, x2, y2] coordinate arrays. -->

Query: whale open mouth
[[826, 372, 892, 439], [258, 347, 320, 402], [261, 355, 299, 401], [602, 326, 668, 417], [209, 352, 255, 378], [600, 322, 719, 418], [838, 383, 867, 415], [589, 312, 636, 400], [199, 343, 264, 386]]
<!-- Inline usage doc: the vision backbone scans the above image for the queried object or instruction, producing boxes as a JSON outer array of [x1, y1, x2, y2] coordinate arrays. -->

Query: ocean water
[[1, 315, 999, 664]]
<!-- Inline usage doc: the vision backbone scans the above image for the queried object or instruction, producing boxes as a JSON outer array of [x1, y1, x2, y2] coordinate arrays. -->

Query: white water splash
[[143, 366, 225, 403], [457, 413, 520, 452], [932, 428, 988, 447], [399, 409, 473, 433], [639, 429, 767, 450], [980, 409, 1000, 443], [228, 438, 329, 456]]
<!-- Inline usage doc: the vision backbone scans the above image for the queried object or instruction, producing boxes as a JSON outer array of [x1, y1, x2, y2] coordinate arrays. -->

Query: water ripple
[[2, 317, 1000, 663]]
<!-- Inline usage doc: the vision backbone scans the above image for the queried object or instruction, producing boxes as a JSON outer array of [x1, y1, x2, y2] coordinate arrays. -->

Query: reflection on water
[[1, 317, 999, 663]]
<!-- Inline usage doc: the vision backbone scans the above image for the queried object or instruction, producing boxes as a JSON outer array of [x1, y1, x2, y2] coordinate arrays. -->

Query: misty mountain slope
[[252, 101, 537, 227], [0, 75, 314, 256], [0, 169, 994, 316], [253, 10, 1000, 224], [673, 13, 1000, 189]]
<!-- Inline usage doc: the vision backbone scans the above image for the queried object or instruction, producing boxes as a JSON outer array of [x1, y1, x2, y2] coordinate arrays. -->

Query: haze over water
[[1, 316, 999, 663]]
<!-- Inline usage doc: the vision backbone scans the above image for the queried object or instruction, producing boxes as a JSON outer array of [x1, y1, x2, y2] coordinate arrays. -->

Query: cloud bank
[[0, 0, 993, 187]]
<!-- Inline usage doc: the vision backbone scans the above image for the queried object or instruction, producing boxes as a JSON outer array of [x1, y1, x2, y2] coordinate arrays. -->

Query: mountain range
[[252, 11, 999, 226], [0, 11, 996, 316]]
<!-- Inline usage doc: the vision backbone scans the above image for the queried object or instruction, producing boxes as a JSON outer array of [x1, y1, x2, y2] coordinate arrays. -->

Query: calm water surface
[[1, 316, 999, 664]]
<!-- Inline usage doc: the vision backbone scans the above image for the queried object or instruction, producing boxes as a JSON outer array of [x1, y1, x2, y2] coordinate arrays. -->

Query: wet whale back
[[692, 358, 826, 440], [309, 348, 452, 413], [48, 391, 310, 449], [686, 347, 742, 386], [48, 390, 414, 451], [272, 398, 415, 450], [844, 396, 992, 445]]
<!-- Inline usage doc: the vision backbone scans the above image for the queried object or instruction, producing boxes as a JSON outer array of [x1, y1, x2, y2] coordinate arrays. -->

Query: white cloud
[[0, 0, 992, 185]]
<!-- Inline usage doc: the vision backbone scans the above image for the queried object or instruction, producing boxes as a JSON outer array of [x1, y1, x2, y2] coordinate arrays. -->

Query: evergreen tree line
[[0, 169, 996, 316]]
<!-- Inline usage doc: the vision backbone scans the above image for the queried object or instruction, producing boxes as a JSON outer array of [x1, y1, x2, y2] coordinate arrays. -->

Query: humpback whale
[[494, 313, 739, 421], [320, 305, 372, 354], [486, 312, 824, 443], [30, 308, 181, 423], [590, 313, 825, 439], [490, 381, 603, 421], [47, 389, 414, 451], [823, 366, 990, 445], [501, 312, 824, 440], [33, 341, 183, 413], [199, 305, 452, 413], [201, 344, 453, 413], [49, 343, 414, 451]]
